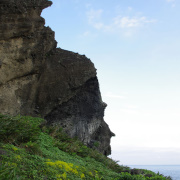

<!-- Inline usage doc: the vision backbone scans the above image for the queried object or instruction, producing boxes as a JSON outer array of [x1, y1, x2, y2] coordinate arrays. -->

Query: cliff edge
[[0, 0, 114, 155]]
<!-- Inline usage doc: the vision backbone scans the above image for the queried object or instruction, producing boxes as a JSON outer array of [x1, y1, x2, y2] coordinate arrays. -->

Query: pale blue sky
[[42, 0, 180, 165]]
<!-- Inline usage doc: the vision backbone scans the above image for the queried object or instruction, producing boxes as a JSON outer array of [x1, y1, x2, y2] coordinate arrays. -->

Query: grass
[[0, 114, 172, 180]]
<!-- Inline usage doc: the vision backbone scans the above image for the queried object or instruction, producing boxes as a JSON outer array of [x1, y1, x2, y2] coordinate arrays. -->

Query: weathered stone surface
[[0, 0, 114, 155]]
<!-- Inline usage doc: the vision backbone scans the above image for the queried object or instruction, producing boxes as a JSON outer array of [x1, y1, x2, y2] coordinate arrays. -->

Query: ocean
[[129, 165, 180, 180]]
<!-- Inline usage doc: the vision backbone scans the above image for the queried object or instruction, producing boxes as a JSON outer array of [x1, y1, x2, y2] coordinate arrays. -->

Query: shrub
[[0, 114, 44, 144]]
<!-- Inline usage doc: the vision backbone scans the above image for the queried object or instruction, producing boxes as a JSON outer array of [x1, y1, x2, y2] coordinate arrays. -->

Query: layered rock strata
[[0, 0, 115, 155]]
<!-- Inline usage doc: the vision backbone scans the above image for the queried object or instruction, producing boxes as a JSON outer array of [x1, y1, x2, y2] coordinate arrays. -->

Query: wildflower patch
[[46, 159, 86, 179]]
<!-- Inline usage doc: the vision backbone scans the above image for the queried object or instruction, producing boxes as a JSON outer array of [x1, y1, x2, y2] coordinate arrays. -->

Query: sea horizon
[[129, 165, 180, 180], [129, 164, 180, 166]]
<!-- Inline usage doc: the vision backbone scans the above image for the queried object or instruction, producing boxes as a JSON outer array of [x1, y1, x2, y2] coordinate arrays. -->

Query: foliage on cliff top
[[0, 114, 172, 180]]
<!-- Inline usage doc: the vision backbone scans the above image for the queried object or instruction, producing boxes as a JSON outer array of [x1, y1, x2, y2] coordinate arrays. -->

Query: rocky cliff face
[[0, 0, 115, 155]]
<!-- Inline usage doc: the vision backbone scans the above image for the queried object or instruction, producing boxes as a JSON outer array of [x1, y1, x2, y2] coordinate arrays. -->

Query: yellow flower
[[62, 172, 67, 179], [46, 160, 86, 178], [56, 174, 62, 180], [46, 162, 55, 166], [81, 173, 85, 178], [56, 172, 67, 180], [11, 163, 17, 167], [6, 162, 17, 167], [89, 172, 93, 176], [15, 155, 21, 160], [12, 147, 18, 151], [72, 169, 78, 175]]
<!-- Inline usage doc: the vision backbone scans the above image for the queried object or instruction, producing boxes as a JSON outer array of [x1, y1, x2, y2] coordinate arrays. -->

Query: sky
[[42, 0, 180, 165]]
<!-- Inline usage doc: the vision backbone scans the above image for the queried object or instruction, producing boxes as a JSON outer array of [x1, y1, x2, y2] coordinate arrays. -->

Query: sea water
[[129, 165, 180, 180]]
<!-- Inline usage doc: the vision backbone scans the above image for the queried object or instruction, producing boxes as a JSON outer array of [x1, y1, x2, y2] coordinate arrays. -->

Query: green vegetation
[[0, 114, 172, 180]]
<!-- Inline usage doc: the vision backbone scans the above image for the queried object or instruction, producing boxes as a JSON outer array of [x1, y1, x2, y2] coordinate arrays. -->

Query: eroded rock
[[0, 0, 114, 155]]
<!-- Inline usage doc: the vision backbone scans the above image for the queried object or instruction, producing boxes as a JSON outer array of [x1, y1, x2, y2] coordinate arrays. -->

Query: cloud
[[80, 31, 97, 38], [86, 9, 109, 31], [86, 8, 156, 37], [128, 7, 133, 11], [82, 31, 91, 37], [113, 16, 156, 37], [87, 9, 103, 25], [166, 0, 176, 7], [113, 16, 156, 28]]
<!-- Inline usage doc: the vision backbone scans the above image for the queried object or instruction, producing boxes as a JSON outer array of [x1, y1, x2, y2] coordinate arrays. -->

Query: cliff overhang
[[0, 0, 114, 155]]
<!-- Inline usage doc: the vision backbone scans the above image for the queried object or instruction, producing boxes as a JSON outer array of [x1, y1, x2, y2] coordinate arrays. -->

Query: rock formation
[[0, 0, 115, 155]]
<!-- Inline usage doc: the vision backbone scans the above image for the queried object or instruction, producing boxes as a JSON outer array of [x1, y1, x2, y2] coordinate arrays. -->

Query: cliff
[[0, 0, 114, 155]]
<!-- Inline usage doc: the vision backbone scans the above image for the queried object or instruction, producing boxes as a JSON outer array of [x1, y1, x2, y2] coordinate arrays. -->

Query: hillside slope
[[0, 115, 172, 180]]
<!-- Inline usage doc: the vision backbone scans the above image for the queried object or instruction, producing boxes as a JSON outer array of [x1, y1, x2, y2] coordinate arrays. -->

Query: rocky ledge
[[0, 0, 115, 155]]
